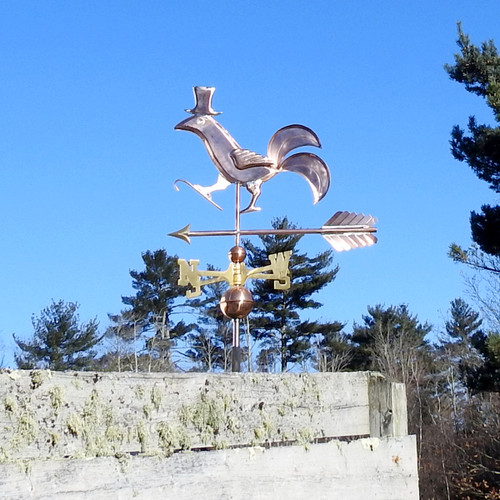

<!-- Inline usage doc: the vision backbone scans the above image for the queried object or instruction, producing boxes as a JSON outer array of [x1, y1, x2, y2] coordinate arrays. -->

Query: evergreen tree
[[243, 217, 340, 372], [184, 275, 232, 372], [351, 304, 431, 384], [445, 24, 500, 391], [449, 243, 500, 275], [315, 330, 352, 372], [437, 299, 484, 422], [122, 249, 193, 371], [94, 310, 142, 372], [255, 348, 279, 372], [464, 330, 500, 393], [436, 301, 500, 495], [351, 303, 435, 485], [13, 300, 101, 370], [445, 24, 500, 258], [442, 298, 483, 361]]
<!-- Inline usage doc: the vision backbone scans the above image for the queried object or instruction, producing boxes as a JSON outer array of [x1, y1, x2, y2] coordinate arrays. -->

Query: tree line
[[6, 24, 500, 499], [9, 223, 500, 498], [12, 217, 342, 374]]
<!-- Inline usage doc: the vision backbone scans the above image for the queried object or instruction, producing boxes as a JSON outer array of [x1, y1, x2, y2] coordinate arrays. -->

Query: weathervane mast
[[171, 86, 377, 372]]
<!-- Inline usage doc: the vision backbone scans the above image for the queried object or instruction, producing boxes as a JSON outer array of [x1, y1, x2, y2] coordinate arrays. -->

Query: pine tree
[[445, 24, 500, 258], [13, 300, 101, 370], [243, 217, 340, 372], [122, 249, 194, 371], [435, 300, 500, 496], [94, 310, 142, 372], [464, 330, 500, 393], [444, 299, 482, 356], [255, 348, 279, 372], [350, 303, 434, 479], [436, 299, 484, 424], [351, 304, 431, 384], [184, 275, 233, 372], [315, 330, 352, 372], [445, 26, 500, 392]]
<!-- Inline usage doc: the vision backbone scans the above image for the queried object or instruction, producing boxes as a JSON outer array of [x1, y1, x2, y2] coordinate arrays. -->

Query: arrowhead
[[168, 224, 191, 244]]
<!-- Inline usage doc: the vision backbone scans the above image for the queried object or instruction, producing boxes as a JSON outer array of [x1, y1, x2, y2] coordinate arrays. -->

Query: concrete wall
[[0, 370, 418, 499], [1, 436, 418, 500]]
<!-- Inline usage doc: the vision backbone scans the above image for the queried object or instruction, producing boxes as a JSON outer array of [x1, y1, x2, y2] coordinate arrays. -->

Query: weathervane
[[170, 86, 377, 371]]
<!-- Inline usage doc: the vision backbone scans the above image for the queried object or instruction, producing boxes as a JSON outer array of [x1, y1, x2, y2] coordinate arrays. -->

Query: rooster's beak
[[174, 117, 191, 131]]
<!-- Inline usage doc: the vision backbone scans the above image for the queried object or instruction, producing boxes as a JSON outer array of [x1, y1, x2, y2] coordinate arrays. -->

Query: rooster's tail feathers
[[279, 152, 330, 204], [267, 125, 321, 165]]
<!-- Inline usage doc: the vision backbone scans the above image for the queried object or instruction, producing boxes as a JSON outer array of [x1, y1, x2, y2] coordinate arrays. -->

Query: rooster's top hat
[[186, 86, 221, 116]]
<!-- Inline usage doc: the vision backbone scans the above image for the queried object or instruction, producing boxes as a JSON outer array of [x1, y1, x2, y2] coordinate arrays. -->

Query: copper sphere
[[220, 286, 254, 319], [228, 245, 246, 263]]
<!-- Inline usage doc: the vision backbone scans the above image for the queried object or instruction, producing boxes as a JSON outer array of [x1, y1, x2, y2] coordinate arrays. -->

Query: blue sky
[[1, 1, 499, 367]]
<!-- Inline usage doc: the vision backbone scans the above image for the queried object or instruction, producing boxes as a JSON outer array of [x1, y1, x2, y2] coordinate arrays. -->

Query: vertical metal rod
[[232, 182, 242, 372], [235, 182, 241, 246], [232, 319, 241, 372]]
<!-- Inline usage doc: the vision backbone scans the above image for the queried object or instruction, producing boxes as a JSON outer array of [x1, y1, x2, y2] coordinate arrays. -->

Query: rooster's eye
[[196, 117, 205, 125]]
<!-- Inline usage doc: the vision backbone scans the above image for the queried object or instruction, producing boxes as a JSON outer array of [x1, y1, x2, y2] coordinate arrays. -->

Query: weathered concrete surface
[[0, 370, 406, 461], [369, 374, 408, 438], [0, 436, 418, 500], [0, 370, 417, 498]]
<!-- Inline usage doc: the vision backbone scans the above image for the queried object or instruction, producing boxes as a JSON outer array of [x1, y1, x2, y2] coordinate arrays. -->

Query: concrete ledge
[[0, 436, 419, 500], [0, 370, 406, 461]]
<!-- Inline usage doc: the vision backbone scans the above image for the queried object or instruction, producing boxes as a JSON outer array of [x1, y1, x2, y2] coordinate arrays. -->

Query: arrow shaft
[[185, 226, 376, 239]]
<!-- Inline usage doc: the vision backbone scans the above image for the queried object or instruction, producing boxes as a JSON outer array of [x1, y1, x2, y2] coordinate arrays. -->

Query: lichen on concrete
[[66, 412, 83, 437], [78, 388, 126, 457], [179, 391, 233, 446], [156, 421, 191, 457], [2, 392, 39, 459], [10, 409, 37, 451], [3, 396, 16, 413], [150, 385, 163, 411], [30, 370, 50, 390], [134, 385, 146, 400], [136, 422, 150, 454], [48, 385, 64, 415], [0, 370, 396, 463]]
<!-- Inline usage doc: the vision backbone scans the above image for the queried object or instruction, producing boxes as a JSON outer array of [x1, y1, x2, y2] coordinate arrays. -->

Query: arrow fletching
[[322, 211, 377, 252]]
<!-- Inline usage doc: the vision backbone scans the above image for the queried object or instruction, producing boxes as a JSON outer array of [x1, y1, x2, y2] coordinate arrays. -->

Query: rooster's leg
[[202, 174, 232, 194], [241, 180, 263, 214], [174, 175, 230, 210]]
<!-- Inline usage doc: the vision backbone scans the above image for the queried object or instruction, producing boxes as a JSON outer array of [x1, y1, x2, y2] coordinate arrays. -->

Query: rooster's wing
[[231, 149, 274, 170]]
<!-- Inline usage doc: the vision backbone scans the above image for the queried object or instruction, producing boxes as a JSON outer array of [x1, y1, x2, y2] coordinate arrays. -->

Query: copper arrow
[[169, 211, 377, 252]]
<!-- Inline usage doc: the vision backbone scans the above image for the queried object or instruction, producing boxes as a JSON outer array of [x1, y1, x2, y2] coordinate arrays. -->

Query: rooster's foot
[[174, 179, 223, 211], [240, 204, 262, 214]]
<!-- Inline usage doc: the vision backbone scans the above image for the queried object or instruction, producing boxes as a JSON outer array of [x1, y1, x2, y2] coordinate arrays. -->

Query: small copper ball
[[220, 286, 254, 319], [228, 245, 246, 263]]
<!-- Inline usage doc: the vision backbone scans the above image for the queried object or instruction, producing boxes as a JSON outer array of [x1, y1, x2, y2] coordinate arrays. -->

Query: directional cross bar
[[178, 250, 292, 298]]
